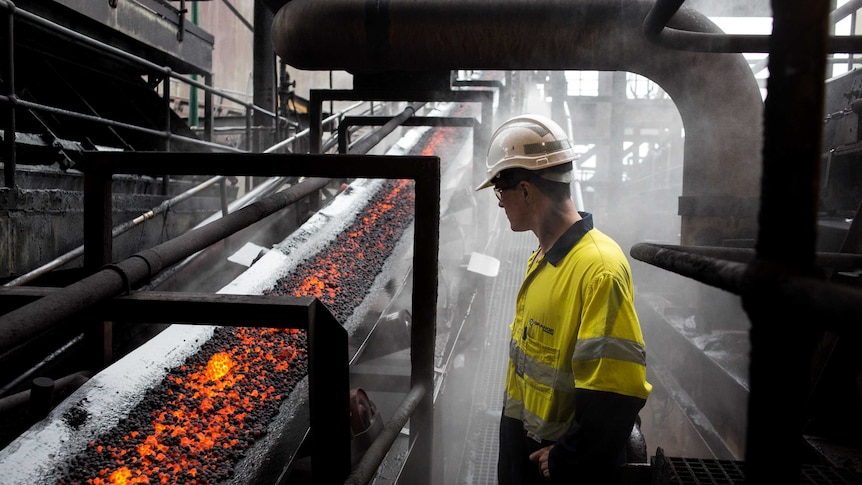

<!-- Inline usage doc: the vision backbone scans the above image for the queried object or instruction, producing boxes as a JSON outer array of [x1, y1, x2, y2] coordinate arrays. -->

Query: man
[[476, 114, 652, 484]]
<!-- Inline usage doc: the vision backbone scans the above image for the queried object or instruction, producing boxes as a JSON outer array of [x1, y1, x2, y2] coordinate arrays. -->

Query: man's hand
[[529, 445, 554, 480]]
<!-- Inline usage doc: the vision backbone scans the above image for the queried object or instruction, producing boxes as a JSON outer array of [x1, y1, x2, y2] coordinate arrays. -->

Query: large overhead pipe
[[272, 0, 763, 246]]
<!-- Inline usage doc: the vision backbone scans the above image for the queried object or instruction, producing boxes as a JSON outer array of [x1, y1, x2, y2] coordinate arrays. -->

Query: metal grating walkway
[[444, 206, 862, 484], [657, 456, 862, 484], [453, 208, 537, 485]]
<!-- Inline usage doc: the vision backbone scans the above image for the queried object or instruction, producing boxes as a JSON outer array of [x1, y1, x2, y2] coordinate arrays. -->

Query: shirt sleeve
[[572, 272, 650, 399], [547, 388, 645, 483]]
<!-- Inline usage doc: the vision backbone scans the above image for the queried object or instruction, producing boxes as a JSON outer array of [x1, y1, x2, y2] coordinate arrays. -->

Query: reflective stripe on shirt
[[572, 336, 647, 366]]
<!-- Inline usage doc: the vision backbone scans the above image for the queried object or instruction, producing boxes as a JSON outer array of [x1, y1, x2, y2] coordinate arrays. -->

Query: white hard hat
[[476, 114, 578, 191]]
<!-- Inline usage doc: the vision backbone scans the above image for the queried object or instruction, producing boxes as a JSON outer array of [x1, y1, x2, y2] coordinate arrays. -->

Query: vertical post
[[309, 90, 324, 154], [245, 103, 253, 152], [476, 91, 494, 237], [308, 299, 351, 484], [176, 0, 186, 41], [83, 170, 113, 274], [204, 74, 213, 142], [407, 158, 440, 485], [189, 1, 199, 128], [2, 1, 16, 188], [162, 70, 172, 195], [743, 1, 828, 484], [608, 71, 626, 215], [83, 168, 114, 367], [548, 71, 568, 127], [163, 69, 172, 151], [338, 121, 349, 154], [219, 178, 229, 217], [253, 1, 275, 152], [189, 75, 199, 128], [29, 377, 54, 419]]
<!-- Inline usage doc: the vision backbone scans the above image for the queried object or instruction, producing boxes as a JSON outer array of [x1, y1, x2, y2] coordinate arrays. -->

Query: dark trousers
[[497, 414, 629, 485], [498, 415, 554, 485]]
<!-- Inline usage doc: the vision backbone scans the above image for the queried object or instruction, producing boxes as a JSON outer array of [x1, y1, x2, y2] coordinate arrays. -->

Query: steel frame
[[0, 151, 441, 485], [634, 1, 856, 482], [337, 115, 478, 155]]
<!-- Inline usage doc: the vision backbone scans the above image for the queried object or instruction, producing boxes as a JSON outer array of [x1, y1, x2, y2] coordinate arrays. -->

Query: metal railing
[[0, 151, 440, 485], [0, 0, 292, 186], [1, 100, 372, 288]]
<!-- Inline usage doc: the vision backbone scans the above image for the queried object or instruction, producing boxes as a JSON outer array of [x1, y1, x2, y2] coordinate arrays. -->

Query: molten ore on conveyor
[[264, 179, 416, 321], [55, 178, 416, 485]]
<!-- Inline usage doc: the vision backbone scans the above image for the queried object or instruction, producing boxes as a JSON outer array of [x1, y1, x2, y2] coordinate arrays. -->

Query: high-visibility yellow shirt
[[504, 213, 652, 441]]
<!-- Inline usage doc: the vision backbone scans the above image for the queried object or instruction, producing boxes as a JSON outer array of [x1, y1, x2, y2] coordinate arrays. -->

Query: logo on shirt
[[529, 319, 554, 336]]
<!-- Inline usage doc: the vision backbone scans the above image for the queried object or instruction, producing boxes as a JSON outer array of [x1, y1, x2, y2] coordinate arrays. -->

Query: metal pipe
[[176, 0, 185, 41], [204, 73, 214, 142], [220, 0, 253, 32], [144, 104, 380, 287], [0, 334, 84, 398], [630, 242, 749, 294], [7, 5, 241, 104], [0, 371, 91, 417], [638, 243, 862, 271], [643, 0, 862, 53], [0, 95, 244, 153], [2, 2, 287, 150], [189, 2, 200, 128], [265, 101, 364, 153], [629, 243, 862, 340], [245, 102, 253, 151], [28, 376, 53, 418], [141, 175, 289, 290], [833, 0, 862, 25], [274, 0, 764, 246], [344, 384, 427, 485], [348, 103, 425, 155], [136, 104, 373, 289], [163, 68, 172, 152], [2, 176, 225, 288], [0, 177, 332, 357], [2, 0, 16, 187]]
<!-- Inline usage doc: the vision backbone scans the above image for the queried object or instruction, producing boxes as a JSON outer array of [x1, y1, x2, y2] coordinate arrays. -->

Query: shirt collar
[[544, 212, 593, 266]]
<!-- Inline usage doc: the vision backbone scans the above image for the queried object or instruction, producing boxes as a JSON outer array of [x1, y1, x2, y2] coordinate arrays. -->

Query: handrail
[[344, 103, 425, 154], [0, 94, 244, 153], [344, 383, 427, 485], [643, 0, 862, 53], [2, 175, 226, 288], [0, 0, 291, 183], [629, 242, 862, 339], [0, 172, 331, 357], [0, 287, 351, 485], [4, 2, 246, 107], [265, 101, 366, 153], [2, 0, 16, 188], [219, 0, 254, 32], [0, 151, 441, 485], [0, 4, 399, 176], [1, 99, 376, 289], [139, 175, 289, 291]]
